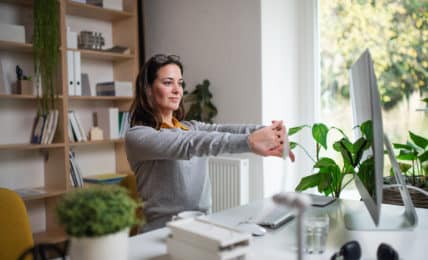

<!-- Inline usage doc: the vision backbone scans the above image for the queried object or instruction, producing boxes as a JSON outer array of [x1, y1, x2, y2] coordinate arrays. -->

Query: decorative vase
[[69, 228, 129, 260]]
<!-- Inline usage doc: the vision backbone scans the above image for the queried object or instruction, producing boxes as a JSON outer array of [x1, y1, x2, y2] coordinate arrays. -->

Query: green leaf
[[289, 141, 297, 149], [333, 139, 353, 166], [397, 150, 417, 161], [419, 150, 428, 163], [360, 120, 373, 142], [409, 131, 428, 149], [353, 137, 368, 164], [393, 143, 413, 151], [295, 173, 321, 191], [314, 157, 337, 168], [312, 123, 329, 150], [398, 163, 412, 173], [288, 125, 308, 136], [423, 98, 428, 104]]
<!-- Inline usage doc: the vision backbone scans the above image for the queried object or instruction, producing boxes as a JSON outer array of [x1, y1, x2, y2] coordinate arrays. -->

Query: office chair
[[0, 188, 66, 260], [0, 187, 35, 260], [119, 173, 145, 236]]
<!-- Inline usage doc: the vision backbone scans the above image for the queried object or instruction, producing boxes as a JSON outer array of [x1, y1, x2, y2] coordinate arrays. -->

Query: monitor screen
[[349, 49, 384, 226]]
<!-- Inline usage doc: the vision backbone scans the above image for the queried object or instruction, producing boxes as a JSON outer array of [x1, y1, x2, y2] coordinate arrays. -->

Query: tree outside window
[[320, 0, 427, 148]]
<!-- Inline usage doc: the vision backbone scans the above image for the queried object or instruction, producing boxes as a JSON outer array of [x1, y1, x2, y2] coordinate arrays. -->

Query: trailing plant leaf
[[289, 141, 297, 149], [312, 123, 329, 150], [360, 120, 373, 143], [333, 138, 353, 166], [33, 0, 60, 114]]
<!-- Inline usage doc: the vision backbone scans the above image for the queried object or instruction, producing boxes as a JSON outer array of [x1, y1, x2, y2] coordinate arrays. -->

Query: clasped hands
[[248, 120, 295, 161]]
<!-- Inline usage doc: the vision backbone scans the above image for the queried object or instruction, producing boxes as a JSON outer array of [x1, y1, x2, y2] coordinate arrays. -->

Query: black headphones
[[330, 240, 399, 260]]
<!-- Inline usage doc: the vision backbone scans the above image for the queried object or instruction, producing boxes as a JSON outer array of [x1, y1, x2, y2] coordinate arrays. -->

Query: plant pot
[[69, 228, 129, 260]]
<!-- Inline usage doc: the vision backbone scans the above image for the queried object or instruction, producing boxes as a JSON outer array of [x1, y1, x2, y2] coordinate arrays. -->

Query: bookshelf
[[0, 0, 139, 243]]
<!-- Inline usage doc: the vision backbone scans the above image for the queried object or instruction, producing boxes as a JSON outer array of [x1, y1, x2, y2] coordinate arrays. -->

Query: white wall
[[143, 0, 319, 199], [261, 0, 319, 195], [143, 0, 264, 200]]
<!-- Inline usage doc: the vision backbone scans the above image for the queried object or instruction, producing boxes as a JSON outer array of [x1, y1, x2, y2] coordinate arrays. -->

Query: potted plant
[[289, 121, 373, 199], [56, 186, 139, 260], [184, 79, 218, 123], [33, 0, 60, 114]]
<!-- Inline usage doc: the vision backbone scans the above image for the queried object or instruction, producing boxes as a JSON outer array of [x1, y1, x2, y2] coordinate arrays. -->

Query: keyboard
[[257, 207, 295, 229]]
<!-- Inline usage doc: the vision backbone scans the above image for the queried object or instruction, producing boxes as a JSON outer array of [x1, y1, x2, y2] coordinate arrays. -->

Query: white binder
[[67, 50, 75, 96], [67, 50, 82, 96], [73, 51, 82, 96]]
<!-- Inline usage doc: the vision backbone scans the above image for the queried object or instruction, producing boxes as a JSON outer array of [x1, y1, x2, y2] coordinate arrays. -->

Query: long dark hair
[[129, 54, 185, 129]]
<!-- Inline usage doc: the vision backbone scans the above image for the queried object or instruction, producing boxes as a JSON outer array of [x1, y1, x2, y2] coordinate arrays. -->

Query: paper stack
[[166, 218, 251, 260]]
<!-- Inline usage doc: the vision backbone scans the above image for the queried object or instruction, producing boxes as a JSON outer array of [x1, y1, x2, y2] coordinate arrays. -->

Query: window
[[319, 0, 428, 175]]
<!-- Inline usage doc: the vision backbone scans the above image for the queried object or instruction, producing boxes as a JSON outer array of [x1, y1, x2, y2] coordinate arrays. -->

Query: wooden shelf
[[0, 0, 32, 7], [33, 229, 67, 244], [66, 0, 133, 21], [65, 48, 134, 61], [20, 188, 66, 201], [0, 143, 65, 151], [0, 94, 64, 100], [0, 40, 32, 53], [70, 139, 124, 147], [68, 95, 133, 101]]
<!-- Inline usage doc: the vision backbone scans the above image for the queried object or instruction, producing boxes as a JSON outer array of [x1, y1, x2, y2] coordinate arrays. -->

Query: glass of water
[[303, 214, 330, 254]]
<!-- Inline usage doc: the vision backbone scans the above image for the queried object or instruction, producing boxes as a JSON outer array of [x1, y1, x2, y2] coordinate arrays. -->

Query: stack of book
[[96, 81, 133, 97], [69, 150, 83, 187], [68, 110, 87, 142], [30, 110, 59, 144]]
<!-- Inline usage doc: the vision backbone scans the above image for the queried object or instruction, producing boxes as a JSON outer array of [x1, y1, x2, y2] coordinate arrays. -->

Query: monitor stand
[[344, 135, 418, 230]]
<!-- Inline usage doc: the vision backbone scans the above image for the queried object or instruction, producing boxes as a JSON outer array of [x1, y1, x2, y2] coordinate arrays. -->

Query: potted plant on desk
[[56, 186, 139, 260], [384, 130, 428, 208], [289, 120, 374, 199]]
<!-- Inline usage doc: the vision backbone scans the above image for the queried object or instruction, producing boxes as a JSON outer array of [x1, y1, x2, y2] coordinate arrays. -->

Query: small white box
[[0, 23, 25, 43], [103, 0, 123, 11]]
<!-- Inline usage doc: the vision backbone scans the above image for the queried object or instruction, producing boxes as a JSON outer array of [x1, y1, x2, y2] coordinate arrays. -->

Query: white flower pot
[[70, 228, 129, 260]]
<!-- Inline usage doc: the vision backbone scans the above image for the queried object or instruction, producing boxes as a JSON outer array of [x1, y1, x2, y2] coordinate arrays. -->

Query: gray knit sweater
[[125, 120, 260, 232]]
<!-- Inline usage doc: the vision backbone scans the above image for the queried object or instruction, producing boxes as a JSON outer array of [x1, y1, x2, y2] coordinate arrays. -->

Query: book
[[83, 173, 127, 184]]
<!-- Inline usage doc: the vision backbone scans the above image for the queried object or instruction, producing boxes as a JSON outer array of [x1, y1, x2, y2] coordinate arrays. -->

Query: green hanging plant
[[184, 79, 218, 123], [33, 0, 60, 114]]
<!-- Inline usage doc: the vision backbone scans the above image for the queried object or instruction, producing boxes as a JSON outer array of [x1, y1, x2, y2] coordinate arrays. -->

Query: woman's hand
[[271, 120, 295, 162], [248, 121, 285, 158]]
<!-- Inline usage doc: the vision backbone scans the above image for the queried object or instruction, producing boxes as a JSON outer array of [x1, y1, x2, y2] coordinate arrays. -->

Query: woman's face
[[150, 64, 184, 118]]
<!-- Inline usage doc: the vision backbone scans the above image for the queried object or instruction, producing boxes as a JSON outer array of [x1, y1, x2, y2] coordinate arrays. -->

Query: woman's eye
[[163, 81, 172, 86]]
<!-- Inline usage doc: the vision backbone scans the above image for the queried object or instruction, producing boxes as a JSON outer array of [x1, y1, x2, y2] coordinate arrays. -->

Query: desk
[[129, 198, 428, 259]]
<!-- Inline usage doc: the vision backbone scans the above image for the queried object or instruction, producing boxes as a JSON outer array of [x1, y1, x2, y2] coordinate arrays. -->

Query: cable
[[383, 184, 428, 197]]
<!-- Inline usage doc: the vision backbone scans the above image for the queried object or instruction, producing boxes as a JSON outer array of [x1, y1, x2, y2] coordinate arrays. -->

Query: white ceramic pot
[[69, 228, 129, 260]]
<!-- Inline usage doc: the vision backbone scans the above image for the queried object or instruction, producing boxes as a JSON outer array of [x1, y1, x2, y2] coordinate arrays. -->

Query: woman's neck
[[161, 113, 174, 126]]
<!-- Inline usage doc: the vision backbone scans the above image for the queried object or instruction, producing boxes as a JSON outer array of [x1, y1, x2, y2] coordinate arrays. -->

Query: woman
[[126, 54, 294, 232]]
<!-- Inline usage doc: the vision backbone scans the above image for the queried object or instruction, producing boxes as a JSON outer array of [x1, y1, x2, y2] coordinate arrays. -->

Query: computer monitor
[[345, 49, 418, 230]]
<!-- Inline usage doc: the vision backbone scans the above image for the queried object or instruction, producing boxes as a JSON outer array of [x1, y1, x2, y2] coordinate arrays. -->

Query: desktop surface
[[129, 198, 428, 260]]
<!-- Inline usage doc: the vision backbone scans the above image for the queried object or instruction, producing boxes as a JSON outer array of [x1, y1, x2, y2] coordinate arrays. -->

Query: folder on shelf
[[67, 50, 82, 96], [67, 50, 75, 96], [73, 51, 82, 96]]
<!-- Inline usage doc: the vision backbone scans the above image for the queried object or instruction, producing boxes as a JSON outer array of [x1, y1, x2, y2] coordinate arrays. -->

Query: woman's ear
[[146, 86, 152, 97]]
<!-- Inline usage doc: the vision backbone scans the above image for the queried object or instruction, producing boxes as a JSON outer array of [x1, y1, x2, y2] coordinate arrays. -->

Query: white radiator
[[208, 157, 249, 213]]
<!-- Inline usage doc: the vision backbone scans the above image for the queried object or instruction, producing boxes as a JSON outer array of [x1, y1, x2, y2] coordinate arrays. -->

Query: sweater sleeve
[[125, 126, 251, 161], [184, 120, 263, 134]]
